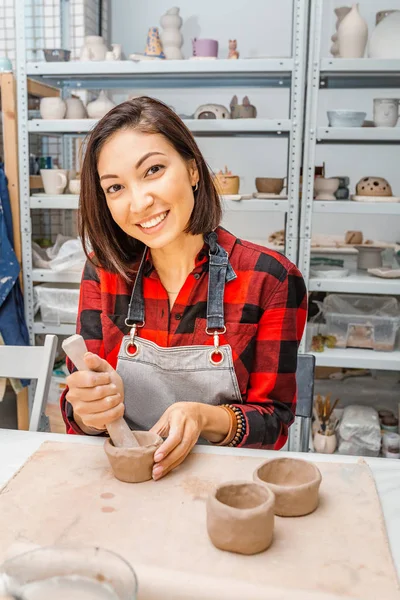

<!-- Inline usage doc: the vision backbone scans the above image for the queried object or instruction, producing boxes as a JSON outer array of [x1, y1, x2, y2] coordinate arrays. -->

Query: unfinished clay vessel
[[214, 166, 240, 195], [255, 177, 285, 194], [104, 430, 163, 483], [356, 176, 393, 197], [253, 457, 322, 517], [207, 481, 275, 555]]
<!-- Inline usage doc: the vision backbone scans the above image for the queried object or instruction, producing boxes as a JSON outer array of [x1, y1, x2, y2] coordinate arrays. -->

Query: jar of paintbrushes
[[313, 394, 339, 454]]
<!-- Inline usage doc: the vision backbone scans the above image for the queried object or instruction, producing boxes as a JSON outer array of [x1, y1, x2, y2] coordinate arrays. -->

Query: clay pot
[[314, 177, 340, 200], [80, 35, 108, 61], [369, 11, 400, 58], [65, 97, 87, 119], [40, 97, 66, 120], [215, 174, 240, 195], [345, 230, 363, 244], [356, 176, 393, 197], [355, 246, 384, 270], [206, 481, 275, 555], [313, 431, 337, 454], [87, 91, 116, 119], [104, 431, 163, 483], [255, 178, 285, 194], [253, 457, 322, 517]]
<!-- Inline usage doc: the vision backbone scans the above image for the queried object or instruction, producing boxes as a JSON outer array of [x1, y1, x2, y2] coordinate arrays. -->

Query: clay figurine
[[129, 27, 165, 61], [230, 95, 257, 118], [228, 39, 239, 59], [253, 457, 322, 517], [206, 481, 275, 554]]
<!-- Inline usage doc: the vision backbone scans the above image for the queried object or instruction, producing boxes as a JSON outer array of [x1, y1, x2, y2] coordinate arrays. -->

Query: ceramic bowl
[[104, 431, 163, 483], [68, 179, 81, 195], [43, 49, 71, 62], [327, 110, 366, 128], [310, 266, 349, 278], [314, 177, 340, 200], [206, 481, 275, 555], [253, 457, 322, 517], [255, 178, 285, 194]]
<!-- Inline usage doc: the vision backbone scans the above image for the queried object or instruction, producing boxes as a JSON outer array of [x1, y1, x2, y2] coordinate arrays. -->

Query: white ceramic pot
[[314, 177, 340, 201], [86, 90, 116, 119], [40, 97, 66, 120], [68, 179, 81, 195], [111, 43, 122, 60], [338, 3, 368, 58], [105, 51, 116, 61], [160, 7, 183, 59], [313, 431, 337, 454], [369, 11, 400, 58], [40, 169, 68, 195], [373, 99, 399, 127], [80, 35, 108, 61], [65, 97, 87, 119]]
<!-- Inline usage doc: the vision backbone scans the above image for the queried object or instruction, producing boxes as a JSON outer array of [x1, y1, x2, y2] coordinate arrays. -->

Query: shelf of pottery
[[15, 0, 309, 341], [299, 1, 400, 372]]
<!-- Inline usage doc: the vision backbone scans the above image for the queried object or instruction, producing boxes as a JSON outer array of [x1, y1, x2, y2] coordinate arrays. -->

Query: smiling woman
[[61, 96, 307, 481]]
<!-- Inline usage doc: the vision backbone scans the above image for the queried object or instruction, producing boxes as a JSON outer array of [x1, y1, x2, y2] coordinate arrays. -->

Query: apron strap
[[125, 232, 237, 329]]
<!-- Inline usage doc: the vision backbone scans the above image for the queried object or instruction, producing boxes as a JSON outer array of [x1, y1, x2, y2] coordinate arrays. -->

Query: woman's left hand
[[149, 402, 205, 480]]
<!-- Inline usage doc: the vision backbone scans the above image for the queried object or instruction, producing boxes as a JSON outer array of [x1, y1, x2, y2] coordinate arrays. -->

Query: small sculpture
[[160, 7, 184, 59], [194, 103, 230, 119], [230, 95, 257, 119], [228, 39, 239, 59], [129, 27, 165, 61]]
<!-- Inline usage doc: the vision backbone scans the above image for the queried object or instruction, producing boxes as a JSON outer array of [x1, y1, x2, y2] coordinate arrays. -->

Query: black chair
[[288, 354, 316, 452]]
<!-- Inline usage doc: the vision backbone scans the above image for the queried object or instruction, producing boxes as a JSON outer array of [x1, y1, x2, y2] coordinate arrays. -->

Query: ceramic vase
[[80, 35, 108, 61], [337, 3, 368, 58], [314, 177, 340, 201], [40, 97, 66, 119], [65, 97, 87, 119], [331, 7, 351, 57], [313, 431, 337, 454], [86, 91, 115, 119], [376, 10, 398, 25], [160, 7, 183, 59], [369, 11, 400, 58]]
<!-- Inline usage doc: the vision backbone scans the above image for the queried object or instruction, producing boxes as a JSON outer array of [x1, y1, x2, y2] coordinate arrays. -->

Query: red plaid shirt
[[61, 227, 307, 449]]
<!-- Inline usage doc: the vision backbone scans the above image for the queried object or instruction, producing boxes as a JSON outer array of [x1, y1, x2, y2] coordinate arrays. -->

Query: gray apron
[[116, 231, 242, 432]]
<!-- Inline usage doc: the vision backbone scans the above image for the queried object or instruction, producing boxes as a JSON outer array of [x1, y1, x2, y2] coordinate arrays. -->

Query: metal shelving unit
[[299, 0, 400, 370], [15, 0, 310, 344]]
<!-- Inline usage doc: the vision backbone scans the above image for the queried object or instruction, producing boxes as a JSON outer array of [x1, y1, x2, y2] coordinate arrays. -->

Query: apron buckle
[[124, 321, 145, 358], [206, 326, 226, 365]]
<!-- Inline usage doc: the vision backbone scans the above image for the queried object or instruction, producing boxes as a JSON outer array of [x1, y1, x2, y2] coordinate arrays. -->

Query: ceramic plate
[[310, 266, 349, 278], [352, 195, 400, 203], [32, 193, 78, 199], [367, 268, 400, 279], [253, 193, 288, 199]]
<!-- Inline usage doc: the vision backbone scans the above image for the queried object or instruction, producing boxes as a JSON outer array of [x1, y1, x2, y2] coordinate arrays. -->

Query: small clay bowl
[[253, 457, 322, 517], [255, 177, 284, 194], [206, 481, 275, 555], [104, 431, 163, 483], [215, 175, 240, 195]]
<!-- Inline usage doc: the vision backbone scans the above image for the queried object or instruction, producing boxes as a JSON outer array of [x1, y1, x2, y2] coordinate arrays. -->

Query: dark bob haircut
[[79, 96, 222, 279]]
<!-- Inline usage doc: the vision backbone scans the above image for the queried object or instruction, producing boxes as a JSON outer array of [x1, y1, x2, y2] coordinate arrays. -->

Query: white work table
[[1, 428, 400, 581]]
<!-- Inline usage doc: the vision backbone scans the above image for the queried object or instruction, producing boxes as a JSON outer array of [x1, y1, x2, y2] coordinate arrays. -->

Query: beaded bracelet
[[223, 404, 246, 447]]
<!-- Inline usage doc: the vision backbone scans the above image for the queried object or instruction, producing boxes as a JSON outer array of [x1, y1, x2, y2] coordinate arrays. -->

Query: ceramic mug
[[40, 169, 67, 195], [192, 38, 218, 58], [373, 98, 399, 127]]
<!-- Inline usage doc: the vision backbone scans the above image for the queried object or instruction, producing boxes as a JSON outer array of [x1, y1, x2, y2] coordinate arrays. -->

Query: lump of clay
[[206, 481, 275, 555], [253, 457, 322, 517], [104, 431, 162, 483]]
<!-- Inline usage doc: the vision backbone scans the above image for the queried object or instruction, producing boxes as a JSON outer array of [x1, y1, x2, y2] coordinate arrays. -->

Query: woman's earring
[[192, 182, 199, 192]]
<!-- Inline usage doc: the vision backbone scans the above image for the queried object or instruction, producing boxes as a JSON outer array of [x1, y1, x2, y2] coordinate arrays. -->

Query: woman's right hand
[[66, 352, 125, 433]]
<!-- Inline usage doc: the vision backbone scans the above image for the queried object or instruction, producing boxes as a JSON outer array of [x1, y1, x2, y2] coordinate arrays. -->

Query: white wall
[[109, 0, 400, 247]]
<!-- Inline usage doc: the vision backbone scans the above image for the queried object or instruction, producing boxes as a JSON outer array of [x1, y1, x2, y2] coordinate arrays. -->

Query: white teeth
[[140, 211, 168, 229]]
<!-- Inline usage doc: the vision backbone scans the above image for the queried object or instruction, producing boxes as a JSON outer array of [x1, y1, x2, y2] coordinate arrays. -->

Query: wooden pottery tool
[[62, 334, 139, 448]]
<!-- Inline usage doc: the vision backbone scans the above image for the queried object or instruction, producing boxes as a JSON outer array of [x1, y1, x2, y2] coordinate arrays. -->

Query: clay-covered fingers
[[152, 424, 198, 481]]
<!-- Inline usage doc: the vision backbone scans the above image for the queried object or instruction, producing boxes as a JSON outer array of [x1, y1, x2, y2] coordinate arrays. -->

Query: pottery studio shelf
[[311, 347, 400, 371], [309, 271, 400, 295], [317, 127, 400, 142], [319, 58, 400, 87], [30, 194, 79, 209], [312, 201, 400, 215], [33, 319, 76, 335], [25, 58, 294, 87], [28, 118, 292, 135], [32, 269, 82, 284]]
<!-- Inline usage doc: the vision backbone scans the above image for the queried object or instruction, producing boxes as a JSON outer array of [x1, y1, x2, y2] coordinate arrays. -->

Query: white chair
[[0, 335, 58, 431]]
